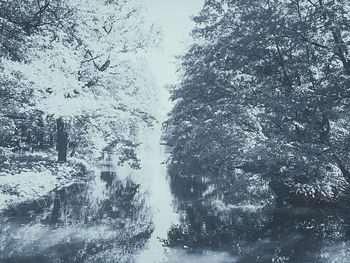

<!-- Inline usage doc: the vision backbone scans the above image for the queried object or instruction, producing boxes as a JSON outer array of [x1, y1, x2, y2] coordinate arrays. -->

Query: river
[[0, 125, 230, 262], [2, 126, 350, 262]]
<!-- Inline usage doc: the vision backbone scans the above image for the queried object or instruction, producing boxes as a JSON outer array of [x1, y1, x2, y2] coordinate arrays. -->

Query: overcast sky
[[144, 0, 204, 86]]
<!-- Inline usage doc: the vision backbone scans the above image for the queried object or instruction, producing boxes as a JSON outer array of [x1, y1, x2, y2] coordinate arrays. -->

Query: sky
[[144, 0, 204, 87]]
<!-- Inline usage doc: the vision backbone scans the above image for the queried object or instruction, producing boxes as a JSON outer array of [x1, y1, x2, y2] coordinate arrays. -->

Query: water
[[0, 125, 180, 263], [2, 128, 350, 262], [0, 172, 152, 263]]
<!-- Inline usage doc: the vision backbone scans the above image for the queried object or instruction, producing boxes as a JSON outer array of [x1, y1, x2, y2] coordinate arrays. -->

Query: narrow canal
[[2, 124, 350, 263]]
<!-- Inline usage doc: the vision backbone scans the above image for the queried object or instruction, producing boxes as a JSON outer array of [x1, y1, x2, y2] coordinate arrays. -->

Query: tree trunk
[[333, 154, 350, 184], [37, 117, 45, 149], [56, 117, 68, 162], [51, 193, 61, 223], [49, 133, 54, 148]]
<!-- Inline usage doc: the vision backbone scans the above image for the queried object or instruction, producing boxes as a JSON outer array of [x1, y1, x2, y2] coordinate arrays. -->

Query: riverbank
[[0, 148, 87, 212], [0, 149, 155, 263]]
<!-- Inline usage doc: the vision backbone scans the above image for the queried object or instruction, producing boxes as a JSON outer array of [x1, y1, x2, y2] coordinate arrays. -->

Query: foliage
[[0, 0, 160, 164], [165, 0, 350, 205]]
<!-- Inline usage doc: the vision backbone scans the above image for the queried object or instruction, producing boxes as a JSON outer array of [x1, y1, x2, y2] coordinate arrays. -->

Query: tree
[[1, 0, 160, 164], [165, 0, 350, 205]]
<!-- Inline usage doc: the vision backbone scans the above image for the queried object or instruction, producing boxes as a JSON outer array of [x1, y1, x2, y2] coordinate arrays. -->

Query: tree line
[[165, 0, 350, 205], [0, 0, 159, 165]]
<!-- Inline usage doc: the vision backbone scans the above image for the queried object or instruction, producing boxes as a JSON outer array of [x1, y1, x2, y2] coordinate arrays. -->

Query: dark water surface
[[1, 161, 350, 262]]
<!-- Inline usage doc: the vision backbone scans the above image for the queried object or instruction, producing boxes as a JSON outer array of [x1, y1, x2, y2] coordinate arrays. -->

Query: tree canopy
[[0, 0, 160, 165], [165, 0, 350, 205]]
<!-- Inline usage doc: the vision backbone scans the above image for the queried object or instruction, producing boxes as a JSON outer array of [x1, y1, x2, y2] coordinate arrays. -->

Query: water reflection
[[166, 170, 350, 262], [162, 248, 236, 263], [3, 148, 350, 262], [0, 171, 153, 263]]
